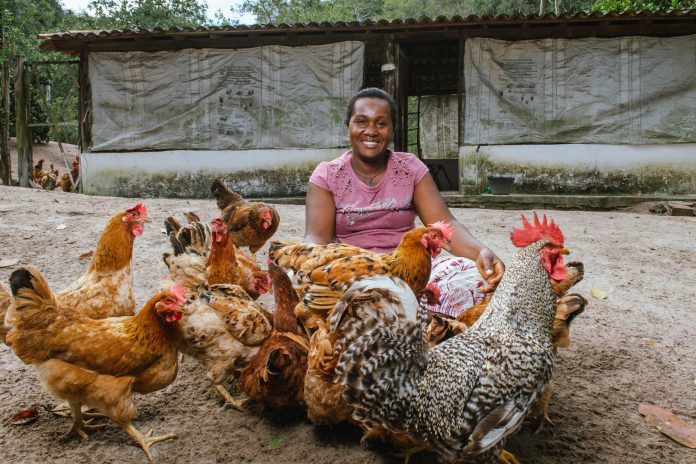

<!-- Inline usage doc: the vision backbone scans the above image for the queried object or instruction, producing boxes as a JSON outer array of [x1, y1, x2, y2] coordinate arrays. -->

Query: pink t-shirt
[[309, 150, 429, 253]]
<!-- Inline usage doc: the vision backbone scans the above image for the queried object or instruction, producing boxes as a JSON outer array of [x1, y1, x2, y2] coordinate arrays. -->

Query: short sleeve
[[309, 161, 331, 191], [408, 154, 430, 184]]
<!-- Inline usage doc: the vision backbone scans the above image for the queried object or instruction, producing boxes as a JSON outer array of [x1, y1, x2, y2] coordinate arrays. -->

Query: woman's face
[[348, 97, 393, 163]]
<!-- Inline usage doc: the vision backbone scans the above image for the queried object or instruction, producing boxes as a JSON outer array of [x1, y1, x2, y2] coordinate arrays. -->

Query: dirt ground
[[1, 183, 695, 464]]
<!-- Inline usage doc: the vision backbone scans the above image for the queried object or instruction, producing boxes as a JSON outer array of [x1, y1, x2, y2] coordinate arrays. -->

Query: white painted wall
[[81, 148, 345, 197]]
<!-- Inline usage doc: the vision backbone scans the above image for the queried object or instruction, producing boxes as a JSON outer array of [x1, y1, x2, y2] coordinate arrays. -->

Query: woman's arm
[[304, 183, 337, 245], [413, 173, 505, 292]]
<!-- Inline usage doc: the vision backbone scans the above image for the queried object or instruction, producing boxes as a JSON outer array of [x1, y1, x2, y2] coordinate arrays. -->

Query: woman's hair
[[345, 87, 397, 127]]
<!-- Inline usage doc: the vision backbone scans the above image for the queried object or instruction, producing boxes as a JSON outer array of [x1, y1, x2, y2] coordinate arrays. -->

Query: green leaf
[[269, 435, 282, 450]]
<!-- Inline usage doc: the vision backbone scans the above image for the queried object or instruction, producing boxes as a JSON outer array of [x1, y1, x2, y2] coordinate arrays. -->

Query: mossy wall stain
[[460, 150, 696, 194], [85, 163, 318, 198]]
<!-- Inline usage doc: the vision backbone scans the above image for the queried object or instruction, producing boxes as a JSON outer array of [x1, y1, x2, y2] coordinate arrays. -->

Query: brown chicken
[[210, 179, 280, 254], [6, 267, 186, 461], [56, 204, 150, 318], [238, 263, 309, 408], [0, 282, 11, 344], [269, 222, 453, 335], [32, 159, 50, 185], [164, 215, 270, 299], [55, 156, 80, 192]]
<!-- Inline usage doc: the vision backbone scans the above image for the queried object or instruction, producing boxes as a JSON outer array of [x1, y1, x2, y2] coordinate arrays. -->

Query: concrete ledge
[[440, 193, 696, 210]]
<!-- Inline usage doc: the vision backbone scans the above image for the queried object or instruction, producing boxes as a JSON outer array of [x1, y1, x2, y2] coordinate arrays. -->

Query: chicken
[[32, 159, 50, 185], [163, 215, 270, 299], [210, 179, 280, 254], [305, 275, 421, 426], [337, 213, 571, 463], [269, 222, 453, 334], [238, 263, 309, 408], [0, 282, 11, 344], [163, 215, 273, 408], [56, 204, 150, 318], [178, 283, 272, 409], [5, 267, 186, 461], [55, 156, 80, 192]]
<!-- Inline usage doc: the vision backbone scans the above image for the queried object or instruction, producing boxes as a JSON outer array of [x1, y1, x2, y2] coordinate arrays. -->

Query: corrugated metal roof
[[38, 10, 696, 52]]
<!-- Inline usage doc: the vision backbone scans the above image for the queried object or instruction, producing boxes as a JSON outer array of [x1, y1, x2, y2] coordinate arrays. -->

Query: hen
[[337, 213, 571, 463], [55, 156, 80, 192], [57, 204, 149, 318], [6, 267, 186, 461], [164, 215, 270, 299], [269, 222, 452, 334], [0, 282, 10, 344], [238, 263, 309, 408], [305, 275, 420, 426], [163, 214, 273, 408], [211, 179, 280, 254]]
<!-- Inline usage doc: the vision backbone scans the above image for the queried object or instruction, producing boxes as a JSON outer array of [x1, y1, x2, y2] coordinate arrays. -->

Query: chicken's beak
[[141, 217, 152, 224], [440, 241, 451, 251], [560, 246, 570, 255]]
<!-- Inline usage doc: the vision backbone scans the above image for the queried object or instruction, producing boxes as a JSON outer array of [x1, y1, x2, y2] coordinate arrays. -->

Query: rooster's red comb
[[427, 221, 454, 242], [168, 283, 188, 305], [127, 203, 147, 217], [510, 212, 564, 248]]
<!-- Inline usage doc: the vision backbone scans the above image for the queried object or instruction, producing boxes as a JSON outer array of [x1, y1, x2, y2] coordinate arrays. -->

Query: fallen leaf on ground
[[0, 258, 20, 268], [79, 250, 94, 260], [644, 338, 659, 345], [56, 224, 67, 230], [52, 198, 63, 203], [9, 408, 39, 425], [160, 228, 167, 234], [639, 403, 696, 448], [590, 288, 607, 300]]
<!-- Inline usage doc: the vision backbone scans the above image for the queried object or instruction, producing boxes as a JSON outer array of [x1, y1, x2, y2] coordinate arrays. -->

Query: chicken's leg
[[119, 422, 176, 462], [499, 449, 522, 464], [65, 401, 108, 440], [213, 382, 249, 411]]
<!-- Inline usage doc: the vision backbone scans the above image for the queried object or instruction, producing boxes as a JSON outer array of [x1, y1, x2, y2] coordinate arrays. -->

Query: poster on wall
[[89, 41, 365, 151], [464, 35, 696, 144]]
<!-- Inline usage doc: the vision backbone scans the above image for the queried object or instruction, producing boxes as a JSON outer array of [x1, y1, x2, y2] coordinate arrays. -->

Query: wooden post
[[15, 55, 32, 187], [0, 60, 10, 185], [457, 36, 465, 193], [383, 35, 396, 97]]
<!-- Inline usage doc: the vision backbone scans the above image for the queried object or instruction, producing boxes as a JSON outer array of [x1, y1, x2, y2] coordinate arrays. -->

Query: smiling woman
[[304, 87, 506, 316]]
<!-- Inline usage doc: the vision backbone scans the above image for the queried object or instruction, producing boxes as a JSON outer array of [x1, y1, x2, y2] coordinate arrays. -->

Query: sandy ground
[[0, 184, 695, 464]]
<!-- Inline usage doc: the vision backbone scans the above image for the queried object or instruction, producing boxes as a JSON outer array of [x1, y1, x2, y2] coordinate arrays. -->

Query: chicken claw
[[64, 402, 108, 440], [120, 422, 176, 461], [499, 449, 522, 464], [213, 383, 250, 411]]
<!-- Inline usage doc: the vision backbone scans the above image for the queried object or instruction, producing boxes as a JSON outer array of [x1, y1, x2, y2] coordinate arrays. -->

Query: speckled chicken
[[305, 275, 421, 426], [337, 213, 570, 463], [211, 179, 280, 254], [162, 214, 273, 408], [269, 222, 452, 334]]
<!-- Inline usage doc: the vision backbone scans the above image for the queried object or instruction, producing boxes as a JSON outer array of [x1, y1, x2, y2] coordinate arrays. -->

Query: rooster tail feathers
[[166, 217, 211, 257], [211, 179, 242, 210], [9, 266, 57, 312], [461, 400, 527, 456]]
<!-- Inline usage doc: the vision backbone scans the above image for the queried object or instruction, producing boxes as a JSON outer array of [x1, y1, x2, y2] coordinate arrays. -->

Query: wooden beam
[[15, 55, 32, 187]]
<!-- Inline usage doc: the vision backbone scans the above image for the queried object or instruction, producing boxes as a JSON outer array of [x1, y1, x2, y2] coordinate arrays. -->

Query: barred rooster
[[337, 213, 569, 463]]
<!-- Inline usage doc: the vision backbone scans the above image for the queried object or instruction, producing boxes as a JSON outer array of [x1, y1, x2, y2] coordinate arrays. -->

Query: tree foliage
[[86, 0, 209, 29], [591, 0, 696, 12]]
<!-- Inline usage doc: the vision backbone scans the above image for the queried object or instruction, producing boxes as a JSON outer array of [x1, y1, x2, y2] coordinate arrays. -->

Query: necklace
[[352, 162, 388, 186]]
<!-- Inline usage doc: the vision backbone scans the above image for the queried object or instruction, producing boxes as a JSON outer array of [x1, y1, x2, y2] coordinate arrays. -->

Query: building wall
[[460, 144, 696, 194], [81, 149, 344, 198]]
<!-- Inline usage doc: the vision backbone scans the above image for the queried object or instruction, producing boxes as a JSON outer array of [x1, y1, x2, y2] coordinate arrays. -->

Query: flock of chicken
[[0, 179, 587, 463], [31, 156, 80, 192]]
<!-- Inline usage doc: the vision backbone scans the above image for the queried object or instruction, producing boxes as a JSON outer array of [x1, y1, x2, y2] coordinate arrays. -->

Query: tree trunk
[[0, 61, 10, 185], [15, 55, 32, 187]]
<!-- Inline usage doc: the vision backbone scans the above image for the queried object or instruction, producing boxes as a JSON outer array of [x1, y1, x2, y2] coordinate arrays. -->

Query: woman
[[304, 87, 505, 316]]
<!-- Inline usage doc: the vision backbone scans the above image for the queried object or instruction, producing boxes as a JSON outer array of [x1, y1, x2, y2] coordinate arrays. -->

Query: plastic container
[[486, 176, 515, 195]]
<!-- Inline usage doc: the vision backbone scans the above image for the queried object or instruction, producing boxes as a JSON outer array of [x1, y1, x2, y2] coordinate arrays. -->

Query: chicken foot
[[64, 401, 108, 440], [499, 449, 522, 464], [119, 422, 176, 462], [213, 382, 249, 411]]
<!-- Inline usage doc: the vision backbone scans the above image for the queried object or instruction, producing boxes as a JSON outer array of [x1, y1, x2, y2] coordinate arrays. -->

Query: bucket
[[487, 176, 515, 195]]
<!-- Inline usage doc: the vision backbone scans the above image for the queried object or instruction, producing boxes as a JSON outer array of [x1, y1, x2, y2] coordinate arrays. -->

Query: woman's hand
[[476, 248, 505, 293]]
